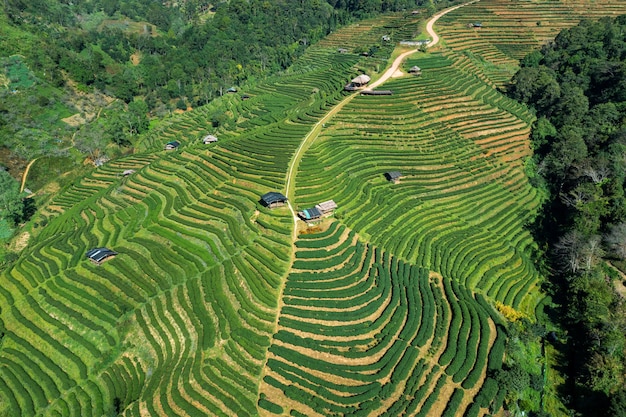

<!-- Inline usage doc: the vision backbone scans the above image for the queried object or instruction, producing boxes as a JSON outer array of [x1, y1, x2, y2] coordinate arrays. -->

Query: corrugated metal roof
[[261, 192, 288, 205], [86, 248, 117, 263], [316, 200, 337, 212], [302, 207, 322, 220], [386, 171, 402, 180]]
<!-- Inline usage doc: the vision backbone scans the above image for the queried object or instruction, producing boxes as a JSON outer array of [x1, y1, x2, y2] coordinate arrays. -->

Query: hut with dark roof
[[298, 206, 322, 221], [385, 171, 403, 184], [165, 140, 180, 150], [361, 90, 393, 96], [86, 248, 117, 265], [261, 192, 288, 209]]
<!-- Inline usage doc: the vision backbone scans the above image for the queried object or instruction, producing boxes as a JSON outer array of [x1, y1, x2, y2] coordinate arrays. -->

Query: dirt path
[[19, 157, 39, 193], [426, 0, 479, 47]]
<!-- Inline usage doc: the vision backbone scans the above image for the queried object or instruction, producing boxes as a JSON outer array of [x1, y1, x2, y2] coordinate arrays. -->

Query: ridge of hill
[[2, 1, 626, 416]]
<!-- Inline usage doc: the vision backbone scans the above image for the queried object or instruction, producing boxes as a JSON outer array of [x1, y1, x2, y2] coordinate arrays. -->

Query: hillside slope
[[2, 1, 626, 416]]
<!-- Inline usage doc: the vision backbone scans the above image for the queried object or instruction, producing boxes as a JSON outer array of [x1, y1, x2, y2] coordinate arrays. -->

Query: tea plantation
[[2, 1, 626, 416]]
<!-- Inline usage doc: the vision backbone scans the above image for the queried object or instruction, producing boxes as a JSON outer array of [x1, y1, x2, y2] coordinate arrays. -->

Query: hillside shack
[[409, 66, 421, 75], [344, 74, 371, 91], [468, 22, 482, 28], [385, 171, 403, 184], [165, 140, 180, 150], [298, 207, 322, 221], [203, 134, 218, 144], [241, 94, 250, 100], [337, 48, 348, 54], [315, 200, 337, 215], [86, 248, 117, 265], [261, 192, 288, 208], [122, 169, 135, 176], [361, 90, 393, 95], [226, 86, 237, 93], [382, 35, 391, 42]]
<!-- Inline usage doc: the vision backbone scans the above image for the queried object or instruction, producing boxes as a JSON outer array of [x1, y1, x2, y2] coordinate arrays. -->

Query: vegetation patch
[[1, 55, 36, 90]]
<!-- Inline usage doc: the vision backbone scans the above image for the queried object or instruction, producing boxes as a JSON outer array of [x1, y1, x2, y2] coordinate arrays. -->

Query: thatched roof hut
[[352, 74, 371, 85]]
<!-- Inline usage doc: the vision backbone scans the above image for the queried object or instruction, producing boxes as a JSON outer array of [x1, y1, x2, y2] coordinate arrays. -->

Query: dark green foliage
[[258, 396, 283, 414], [509, 15, 626, 417], [610, 390, 626, 417], [0, 169, 24, 226]]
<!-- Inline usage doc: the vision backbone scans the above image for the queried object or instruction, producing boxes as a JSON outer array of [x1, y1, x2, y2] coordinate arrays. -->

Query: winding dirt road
[[285, 0, 478, 229], [369, 0, 477, 89]]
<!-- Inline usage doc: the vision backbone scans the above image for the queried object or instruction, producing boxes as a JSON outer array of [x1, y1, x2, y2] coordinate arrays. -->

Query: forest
[[2, 0, 440, 115], [509, 15, 626, 417]]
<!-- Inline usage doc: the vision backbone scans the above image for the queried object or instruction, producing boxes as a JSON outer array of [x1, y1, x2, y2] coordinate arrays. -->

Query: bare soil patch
[[9, 231, 30, 252]]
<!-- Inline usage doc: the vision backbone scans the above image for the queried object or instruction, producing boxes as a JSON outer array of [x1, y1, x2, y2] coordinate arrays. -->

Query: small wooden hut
[[361, 90, 393, 96], [86, 248, 117, 265], [315, 200, 338, 215], [385, 171, 403, 184], [298, 207, 322, 221], [261, 192, 288, 209], [344, 74, 371, 91], [165, 141, 180, 150]]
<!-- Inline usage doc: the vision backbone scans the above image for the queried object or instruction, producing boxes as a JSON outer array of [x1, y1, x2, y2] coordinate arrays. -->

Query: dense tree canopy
[[0, 168, 23, 226], [509, 16, 626, 416], [1, 0, 446, 114]]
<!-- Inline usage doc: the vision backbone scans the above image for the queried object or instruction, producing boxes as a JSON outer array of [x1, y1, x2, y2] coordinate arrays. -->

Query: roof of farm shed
[[261, 192, 288, 206]]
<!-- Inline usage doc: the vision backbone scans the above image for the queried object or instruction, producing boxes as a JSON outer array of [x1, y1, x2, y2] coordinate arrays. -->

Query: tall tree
[[0, 169, 23, 226]]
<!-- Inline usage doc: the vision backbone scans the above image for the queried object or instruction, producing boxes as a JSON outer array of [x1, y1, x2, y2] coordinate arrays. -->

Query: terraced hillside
[[294, 50, 540, 310], [2, 1, 626, 416], [0, 46, 359, 416], [436, 0, 626, 86], [316, 12, 422, 52], [260, 223, 506, 417]]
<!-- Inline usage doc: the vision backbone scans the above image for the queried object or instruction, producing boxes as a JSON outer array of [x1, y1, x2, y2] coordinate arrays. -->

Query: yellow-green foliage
[[495, 301, 526, 322]]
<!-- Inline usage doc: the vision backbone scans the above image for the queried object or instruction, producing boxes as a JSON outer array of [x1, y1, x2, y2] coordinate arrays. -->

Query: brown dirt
[[9, 231, 30, 252], [0, 147, 28, 180], [130, 51, 142, 65], [62, 112, 96, 127]]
